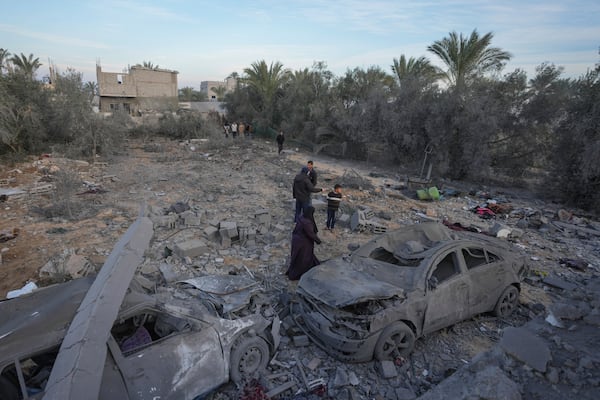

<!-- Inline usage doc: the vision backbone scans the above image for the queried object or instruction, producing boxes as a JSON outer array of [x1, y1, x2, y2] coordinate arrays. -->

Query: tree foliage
[[428, 30, 511, 90]]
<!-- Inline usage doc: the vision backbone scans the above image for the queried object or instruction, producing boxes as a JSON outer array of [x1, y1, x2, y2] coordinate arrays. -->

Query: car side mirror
[[428, 277, 438, 290]]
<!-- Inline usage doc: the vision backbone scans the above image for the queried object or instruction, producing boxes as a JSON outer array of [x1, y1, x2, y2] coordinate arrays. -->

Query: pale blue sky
[[1, 0, 599, 88]]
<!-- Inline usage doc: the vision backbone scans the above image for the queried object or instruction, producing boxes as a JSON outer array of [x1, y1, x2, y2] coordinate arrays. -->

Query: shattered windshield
[[368, 247, 421, 267]]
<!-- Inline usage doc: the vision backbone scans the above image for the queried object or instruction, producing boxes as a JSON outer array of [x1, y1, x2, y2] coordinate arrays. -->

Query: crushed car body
[[294, 222, 528, 363], [0, 214, 278, 400]]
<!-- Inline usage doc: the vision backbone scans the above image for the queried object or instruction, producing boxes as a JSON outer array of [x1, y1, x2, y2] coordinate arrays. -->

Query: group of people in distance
[[287, 160, 343, 281], [223, 121, 251, 138]]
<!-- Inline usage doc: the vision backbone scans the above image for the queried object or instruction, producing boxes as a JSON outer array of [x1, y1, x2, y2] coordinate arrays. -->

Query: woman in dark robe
[[286, 206, 321, 280]]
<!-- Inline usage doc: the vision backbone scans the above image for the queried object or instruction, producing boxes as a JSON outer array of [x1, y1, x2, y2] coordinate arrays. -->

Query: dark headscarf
[[303, 206, 318, 233]]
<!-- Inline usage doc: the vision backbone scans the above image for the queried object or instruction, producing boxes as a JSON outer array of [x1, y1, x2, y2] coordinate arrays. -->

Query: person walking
[[276, 130, 285, 154], [231, 122, 238, 138], [286, 206, 321, 280], [292, 167, 322, 223], [326, 184, 343, 230]]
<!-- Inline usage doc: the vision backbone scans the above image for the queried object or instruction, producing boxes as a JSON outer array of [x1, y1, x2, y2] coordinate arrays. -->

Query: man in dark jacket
[[293, 167, 322, 222]]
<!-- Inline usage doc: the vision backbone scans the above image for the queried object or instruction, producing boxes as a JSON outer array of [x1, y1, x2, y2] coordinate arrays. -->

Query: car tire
[[493, 285, 519, 318], [374, 321, 415, 361], [230, 335, 270, 384], [0, 375, 19, 400]]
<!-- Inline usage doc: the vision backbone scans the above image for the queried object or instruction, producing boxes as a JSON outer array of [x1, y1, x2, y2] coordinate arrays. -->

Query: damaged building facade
[[96, 64, 178, 114]]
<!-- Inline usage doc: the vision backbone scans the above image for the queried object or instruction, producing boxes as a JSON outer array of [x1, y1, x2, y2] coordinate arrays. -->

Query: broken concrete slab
[[417, 365, 520, 400], [159, 263, 179, 283], [174, 239, 208, 258], [500, 327, 551, 372], [395, 387, 416, 400], [543, 276, 578, 291]]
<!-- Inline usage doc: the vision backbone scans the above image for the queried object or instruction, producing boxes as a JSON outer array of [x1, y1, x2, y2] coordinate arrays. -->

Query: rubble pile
[[0, 137, 598, 399]]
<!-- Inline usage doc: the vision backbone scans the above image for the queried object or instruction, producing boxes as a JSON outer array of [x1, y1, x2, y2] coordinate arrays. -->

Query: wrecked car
[[294, 222, 528, 363], [0, 216, 277, 400]]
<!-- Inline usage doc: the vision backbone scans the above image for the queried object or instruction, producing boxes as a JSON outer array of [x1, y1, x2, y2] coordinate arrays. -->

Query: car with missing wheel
[[294, 222, 528, 363], [0, 216, 278, 400]]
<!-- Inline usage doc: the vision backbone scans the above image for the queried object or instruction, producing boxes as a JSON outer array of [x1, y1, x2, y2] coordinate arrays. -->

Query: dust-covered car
[[0, 216, 278, 400], [294, 222, 528, 363]]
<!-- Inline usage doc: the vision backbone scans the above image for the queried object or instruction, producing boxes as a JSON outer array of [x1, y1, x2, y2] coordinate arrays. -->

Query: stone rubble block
[[378, 360, 398, 378], [219, 221, 238, 239], [204, 226, 219, 241], [255, 209, 272, 225], [293, 335, 310, 347], [174, 239, 209, 258], [181, 210, 203, 226]]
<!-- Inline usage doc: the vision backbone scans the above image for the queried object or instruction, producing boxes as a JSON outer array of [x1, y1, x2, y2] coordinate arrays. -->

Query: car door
[[422, 250, 470, 334], [461, 246, 507, 315], [108, 311, 228, 400]]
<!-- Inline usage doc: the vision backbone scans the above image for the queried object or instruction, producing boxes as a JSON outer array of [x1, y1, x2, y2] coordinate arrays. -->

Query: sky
[[1, 0, 599, 88]]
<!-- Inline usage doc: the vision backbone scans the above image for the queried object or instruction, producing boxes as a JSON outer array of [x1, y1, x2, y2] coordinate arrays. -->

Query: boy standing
[[326, 184, 342, 230]]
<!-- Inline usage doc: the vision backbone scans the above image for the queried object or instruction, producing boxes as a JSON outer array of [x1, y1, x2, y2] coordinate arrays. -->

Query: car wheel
[[0, 375, 19, 400], [374, 321, 415, 361], [494, 285, 519, 318], [230, 335, 270, 383]]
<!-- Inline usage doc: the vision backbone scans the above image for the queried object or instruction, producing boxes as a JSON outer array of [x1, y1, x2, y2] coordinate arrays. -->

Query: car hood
[[297, 256, 417, 308]]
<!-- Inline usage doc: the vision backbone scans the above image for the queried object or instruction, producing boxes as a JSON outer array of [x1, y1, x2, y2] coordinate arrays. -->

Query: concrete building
[[96, 64, 178, 114], [200, 77, 237, 101]]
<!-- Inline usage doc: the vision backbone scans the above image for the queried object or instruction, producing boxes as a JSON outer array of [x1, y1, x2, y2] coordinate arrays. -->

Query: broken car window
[[112, 311, 191, 356], [1, 347, 59, 398], [368, 247, 420, 266], [431, 252, 459, 284], [462, 248, 487, 269]]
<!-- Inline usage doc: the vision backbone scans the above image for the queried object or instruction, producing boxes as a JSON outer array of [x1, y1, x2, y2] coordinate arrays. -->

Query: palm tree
[[243, 60, 290, 126], [137, 61, 159, 70], [391, 55, 440, 88], [427, 29, 511, 89], [84, 81, 98, 96], [179, 86, 194, 101], [211, 86, 227, 101], [10, 53, 42, 79], [0, 48, 10, 74]]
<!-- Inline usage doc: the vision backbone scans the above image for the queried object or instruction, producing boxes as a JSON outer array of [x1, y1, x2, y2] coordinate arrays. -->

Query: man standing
[[306, 160, 318, 206], [307, 160, 317, 186], [293, 167, 322, 222], [276, 130, 285, 154]]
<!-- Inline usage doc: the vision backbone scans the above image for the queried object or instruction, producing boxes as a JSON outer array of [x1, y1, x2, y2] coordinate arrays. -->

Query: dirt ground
[[1, 136, 599, 399]]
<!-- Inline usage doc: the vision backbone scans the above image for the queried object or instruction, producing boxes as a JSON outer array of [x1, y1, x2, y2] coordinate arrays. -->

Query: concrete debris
[[39, 252, 95, 280], [173, 239, 208, 258], [350, 206, 387, 233], [417, 365, 521, 400], [542, 276, 578, 291], [293, 335, 310, 347], [378, 360, 398, 378], [500, 327, 551, 372]]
